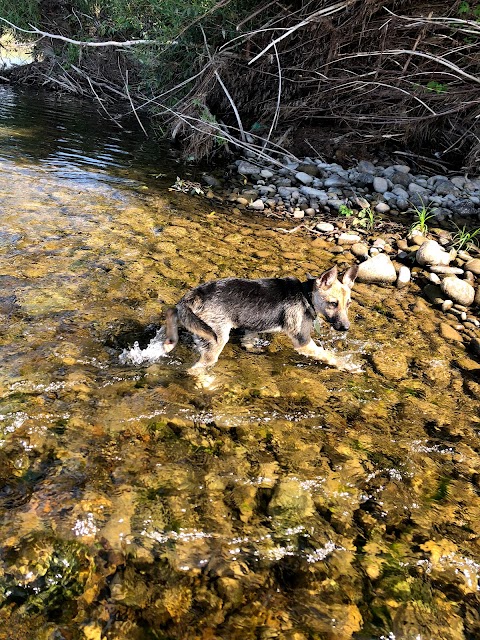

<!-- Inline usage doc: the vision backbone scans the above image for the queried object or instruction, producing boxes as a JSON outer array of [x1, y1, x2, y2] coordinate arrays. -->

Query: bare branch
[[0, 16, 161, 47], [248, 0, 353, 66]]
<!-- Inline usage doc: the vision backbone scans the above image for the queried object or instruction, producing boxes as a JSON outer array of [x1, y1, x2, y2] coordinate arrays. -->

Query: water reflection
[[0, 85, 479, 640]]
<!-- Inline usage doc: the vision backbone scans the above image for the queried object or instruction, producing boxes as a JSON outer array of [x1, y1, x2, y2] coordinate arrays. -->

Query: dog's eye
[[329, 301, 339, 308]]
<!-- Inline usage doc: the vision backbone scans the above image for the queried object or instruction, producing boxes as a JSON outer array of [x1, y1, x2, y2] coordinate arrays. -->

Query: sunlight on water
[[0, 85, 479, 640]]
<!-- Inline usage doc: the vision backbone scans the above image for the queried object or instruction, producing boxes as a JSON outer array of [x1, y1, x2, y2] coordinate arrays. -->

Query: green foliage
[[451, 223, 480, 250], [409, 201, 436, 235], [458, 1, 480, 19], [426, 80, 447, 94], [339, 204, 354, 217], [0, 0, 40, 34], [356, 207, 377, 231]]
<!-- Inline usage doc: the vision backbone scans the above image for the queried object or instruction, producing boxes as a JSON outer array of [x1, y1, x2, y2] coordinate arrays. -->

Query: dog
[[163, 265, 359, 372]]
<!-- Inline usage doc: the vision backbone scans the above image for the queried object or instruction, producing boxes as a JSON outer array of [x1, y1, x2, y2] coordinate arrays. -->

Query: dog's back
[[181, 277, 313, 333], [162, 266, 358, 371]]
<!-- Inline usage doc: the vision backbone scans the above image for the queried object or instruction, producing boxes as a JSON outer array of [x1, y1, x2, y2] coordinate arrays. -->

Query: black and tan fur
[[163, 265, 358, 372]]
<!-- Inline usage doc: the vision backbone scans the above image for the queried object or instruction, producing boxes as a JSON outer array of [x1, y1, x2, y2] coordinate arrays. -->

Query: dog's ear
[[342, 265, 358, 288], [316, 265, 338, 289]]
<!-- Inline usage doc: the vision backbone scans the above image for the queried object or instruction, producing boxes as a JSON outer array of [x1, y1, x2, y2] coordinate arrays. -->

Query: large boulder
[[440, 276, 475, 306], [356, 253, 397, 284], [416, 240, 453, 267]]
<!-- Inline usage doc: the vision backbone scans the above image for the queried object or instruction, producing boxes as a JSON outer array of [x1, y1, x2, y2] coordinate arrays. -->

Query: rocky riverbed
[[193, 155, 480, 361]]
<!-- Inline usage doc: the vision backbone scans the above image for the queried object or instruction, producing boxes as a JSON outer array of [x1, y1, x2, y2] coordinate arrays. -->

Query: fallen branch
[[0, 16, 161, 47]]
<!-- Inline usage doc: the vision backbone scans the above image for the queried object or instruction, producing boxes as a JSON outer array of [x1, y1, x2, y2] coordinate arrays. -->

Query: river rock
[[299, 186, 329, 204], [391, 172, 413, 187], [408, 183, 429, 194], [325, 175, 349, 188], [450, 199, 477, 217], [249, 199, 265, 211], [338, 233, 361, 245], [465, 259, 480, 275], [260, 169, 274, 179], [237, 160, 261, 175], [373, 177, 388, 193], [268, 478, 315, 520], [435, 180, 460, 196], [316, 222, 335, 232], [371, 349, 409, 380], [416, 240, 452, 267], [410, 233, 427, 246], [396, 265, 411, 288], [296, 163, 319, 177], [356, 253, 397, 284], [440, 276, 475, 306], [439, 322, 463, 342], [295, 171, 314, 185], [351, 243, 369, 259], [375, 202, 390, 213], [429, 265, 464, 275]]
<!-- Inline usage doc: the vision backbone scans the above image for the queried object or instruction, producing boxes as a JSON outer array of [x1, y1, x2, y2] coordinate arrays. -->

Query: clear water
[[0, 86, 479, 640]]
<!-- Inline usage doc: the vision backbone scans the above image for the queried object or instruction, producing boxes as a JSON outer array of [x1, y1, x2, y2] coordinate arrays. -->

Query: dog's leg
[[294, 338, 361, 372], [241, 331, 265, 353], [295, 339, 339, 366], [188, 326, 231, 373]]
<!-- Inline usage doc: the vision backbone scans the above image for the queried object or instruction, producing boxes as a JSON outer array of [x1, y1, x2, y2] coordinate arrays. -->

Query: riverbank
[[175, 152, 480, 359]]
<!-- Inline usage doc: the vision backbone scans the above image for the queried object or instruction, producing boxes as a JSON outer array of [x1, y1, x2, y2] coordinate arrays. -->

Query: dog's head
[[311, 265, 358, 331]]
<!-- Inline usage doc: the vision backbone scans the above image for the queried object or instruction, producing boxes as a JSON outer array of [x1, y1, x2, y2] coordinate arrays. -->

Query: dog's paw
[[163, 341, 175, 353], [336, 358, 363, 373]]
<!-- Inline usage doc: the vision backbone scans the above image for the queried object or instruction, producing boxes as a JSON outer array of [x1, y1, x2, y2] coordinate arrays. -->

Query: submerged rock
[[268, 478, 315, 521], [371, 349, 409, 379]]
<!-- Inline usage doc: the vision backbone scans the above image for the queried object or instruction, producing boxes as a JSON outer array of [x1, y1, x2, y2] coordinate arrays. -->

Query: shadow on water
[[0, 85, 479, 640]]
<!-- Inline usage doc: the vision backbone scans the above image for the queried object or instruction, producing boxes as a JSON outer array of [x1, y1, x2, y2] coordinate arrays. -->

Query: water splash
[[119, 328, 167, 365]]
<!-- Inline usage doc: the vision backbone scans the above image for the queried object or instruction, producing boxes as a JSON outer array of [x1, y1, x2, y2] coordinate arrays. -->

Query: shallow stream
[[0, 86, 479, 640]]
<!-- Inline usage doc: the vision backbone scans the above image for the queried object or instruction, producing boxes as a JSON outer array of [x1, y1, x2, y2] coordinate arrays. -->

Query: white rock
[[249, 199, 265, 211], [357, 253, 397, 284], [440, 276, 475, 306], [375, 202, 390, 213], [338, 233, 361, 245], [416, 240, 452, 267], [396, 265, 411, 288], [316, 222, 335, 232]]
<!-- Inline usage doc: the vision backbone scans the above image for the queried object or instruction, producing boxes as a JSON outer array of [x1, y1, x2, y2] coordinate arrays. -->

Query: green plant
[[426, 80, 448, 94], [451, 223, 480, 251], [409, 201, 437, 235], [339, 204, 354, 217], [356, 207, 377, 231]]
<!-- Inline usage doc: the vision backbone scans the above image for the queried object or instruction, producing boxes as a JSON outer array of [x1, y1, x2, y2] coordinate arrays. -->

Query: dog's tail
[[178, 304, 218, 343], [164, 307, 179, 353], [163, 304, 217, 353]]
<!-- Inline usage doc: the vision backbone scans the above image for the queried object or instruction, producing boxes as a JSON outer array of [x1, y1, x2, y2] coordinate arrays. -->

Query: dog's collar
[[301, 280, 317, 318]]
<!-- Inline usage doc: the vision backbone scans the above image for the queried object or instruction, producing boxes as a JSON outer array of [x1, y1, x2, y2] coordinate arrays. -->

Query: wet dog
[[163, 265, 358, 372]]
